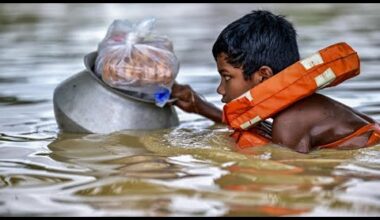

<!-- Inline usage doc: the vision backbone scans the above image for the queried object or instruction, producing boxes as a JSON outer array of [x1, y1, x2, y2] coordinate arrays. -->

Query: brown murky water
[[1, 3, 380, 216]]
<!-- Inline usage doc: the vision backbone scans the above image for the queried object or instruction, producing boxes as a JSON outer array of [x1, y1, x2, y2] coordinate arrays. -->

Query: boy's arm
[[271, 103, 313, 153], [272, 118, 312, 154], [335, 102, 377, 124], [171, 82, 273, 134], [171, 82, 223, 123], [320, 93, 377, 124]]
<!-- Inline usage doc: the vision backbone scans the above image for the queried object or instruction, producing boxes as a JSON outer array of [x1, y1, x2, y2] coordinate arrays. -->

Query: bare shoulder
[[273, 93, 336, 128], [271, 93, 373, 153], [271, 93, 333, 152]]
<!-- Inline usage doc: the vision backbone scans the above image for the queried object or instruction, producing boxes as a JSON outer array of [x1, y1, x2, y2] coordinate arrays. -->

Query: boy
[[171, 10, 380, 153]]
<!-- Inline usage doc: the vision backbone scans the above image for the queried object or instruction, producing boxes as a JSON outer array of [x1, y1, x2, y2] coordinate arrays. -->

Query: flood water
[[1, 3, 380, 216]]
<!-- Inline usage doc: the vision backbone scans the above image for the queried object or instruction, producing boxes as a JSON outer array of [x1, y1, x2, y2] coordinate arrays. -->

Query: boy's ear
[[256, 66, 273, 83]]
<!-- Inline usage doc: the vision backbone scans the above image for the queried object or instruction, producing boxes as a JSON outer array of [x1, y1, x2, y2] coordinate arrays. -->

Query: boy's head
[[213, 10, 300, 103]]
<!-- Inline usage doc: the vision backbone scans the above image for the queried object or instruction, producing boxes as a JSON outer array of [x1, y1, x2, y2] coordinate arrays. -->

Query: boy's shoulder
[[272, 92, 368, 139], [272, 92, 356, 138], [274, 93, 337, 124], [271, 93, 350, 152]]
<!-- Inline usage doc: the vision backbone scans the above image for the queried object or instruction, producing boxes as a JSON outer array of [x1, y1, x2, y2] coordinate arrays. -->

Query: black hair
[[212, 10, 300, 80]]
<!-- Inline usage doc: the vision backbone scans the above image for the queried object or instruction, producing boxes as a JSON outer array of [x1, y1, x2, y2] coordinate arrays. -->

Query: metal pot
[[53, 51, 179, 133]]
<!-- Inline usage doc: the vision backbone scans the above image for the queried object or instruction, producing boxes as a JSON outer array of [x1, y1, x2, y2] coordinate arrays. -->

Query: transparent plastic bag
[[95, 18, 180, 107]]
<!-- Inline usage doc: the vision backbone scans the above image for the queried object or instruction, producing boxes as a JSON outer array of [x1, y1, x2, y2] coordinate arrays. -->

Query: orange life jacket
[[222, 42, 360, 149]]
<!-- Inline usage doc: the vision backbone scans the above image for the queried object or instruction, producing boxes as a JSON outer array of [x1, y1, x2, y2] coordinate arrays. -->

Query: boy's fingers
[[171, 89, 191, 101], [171, 82, 179, 91], [171, 81, 183, 93], [173, 98, 187, 107], [173, 99, 192, 112]]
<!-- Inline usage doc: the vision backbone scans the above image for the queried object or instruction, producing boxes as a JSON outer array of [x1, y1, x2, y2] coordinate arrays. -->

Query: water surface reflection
[[1, 3, 380, 216]]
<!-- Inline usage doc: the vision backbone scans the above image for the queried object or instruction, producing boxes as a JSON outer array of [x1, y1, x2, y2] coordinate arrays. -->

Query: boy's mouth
[[221, 96, 227, 103]]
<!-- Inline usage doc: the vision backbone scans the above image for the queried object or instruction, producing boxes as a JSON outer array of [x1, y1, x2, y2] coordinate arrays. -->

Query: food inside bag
[[95, 18, 180, 107]]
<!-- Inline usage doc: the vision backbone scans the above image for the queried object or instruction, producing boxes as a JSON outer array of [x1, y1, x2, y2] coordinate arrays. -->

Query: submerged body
[[172, 82, 380, 154], [170, 10, 380, 153]]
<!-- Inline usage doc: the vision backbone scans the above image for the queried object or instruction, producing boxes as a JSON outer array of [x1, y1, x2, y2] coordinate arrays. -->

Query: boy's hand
[[170, 81, 223, 123], [171, 82, 200, 114]]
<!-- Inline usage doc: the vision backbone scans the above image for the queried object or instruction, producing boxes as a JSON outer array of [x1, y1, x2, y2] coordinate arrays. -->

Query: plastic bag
[[95, 18, 180, 107]]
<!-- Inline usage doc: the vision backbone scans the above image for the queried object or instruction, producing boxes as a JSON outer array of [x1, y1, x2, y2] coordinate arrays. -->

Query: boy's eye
[[224, 75, 231, 81]]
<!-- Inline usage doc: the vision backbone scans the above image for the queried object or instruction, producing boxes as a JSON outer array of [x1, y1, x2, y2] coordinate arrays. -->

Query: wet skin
[[171, 53, 376, 153]]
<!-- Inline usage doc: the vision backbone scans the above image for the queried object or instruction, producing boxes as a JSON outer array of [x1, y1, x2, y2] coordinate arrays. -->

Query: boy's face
[[216, 53, 260, 103]]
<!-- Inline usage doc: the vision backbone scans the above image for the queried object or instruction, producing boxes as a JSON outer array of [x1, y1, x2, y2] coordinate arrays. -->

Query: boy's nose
[[217, 83, 225, 96]]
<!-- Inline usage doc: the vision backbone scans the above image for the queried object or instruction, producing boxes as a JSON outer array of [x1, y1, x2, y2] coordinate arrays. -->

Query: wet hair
[[212, 10, 300, 80]]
